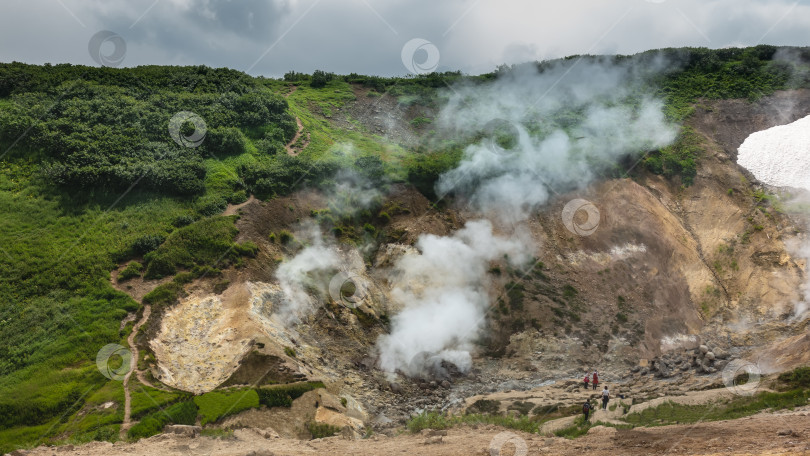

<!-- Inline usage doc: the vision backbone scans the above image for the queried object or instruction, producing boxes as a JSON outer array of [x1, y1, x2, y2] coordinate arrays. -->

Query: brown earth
[[690, 89, 810, 161], [17, 411, 810, 456]]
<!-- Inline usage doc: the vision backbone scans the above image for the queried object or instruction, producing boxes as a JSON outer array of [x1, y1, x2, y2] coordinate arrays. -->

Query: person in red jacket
[[592, 370, 599, 391], [583, 373, 590, 390]]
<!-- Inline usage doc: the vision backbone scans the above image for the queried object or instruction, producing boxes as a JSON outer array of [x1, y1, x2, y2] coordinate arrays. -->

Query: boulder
[[314, 406, 365, 434], [243, 451, 276, 456], [164, 425, 201, 438]]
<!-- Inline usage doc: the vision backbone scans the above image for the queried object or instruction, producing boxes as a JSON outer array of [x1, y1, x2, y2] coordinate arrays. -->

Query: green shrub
[[777, 366, 810, 389], [227, 190, 248, 205], [213, 279, 230, 294], [237, 155, 338, 199], [172, 215, 195, 228], [278, 230, 294, 244], [255, 382, 325, 408], [144, 216, 239, 278], [194, 389, 260, 426], [407, 412, 450, 433], [554, 415, 592, 439], [233, 241, 258, 258], [308, 421, 341, 439], [625, 389, 810, 427], [118, 261, 143, 281], [172, 271, 195, 284], [284, 346, 297, 358], [310, 70, 335, 88], [142, 282, 183, 307], [643, 127, 700, 186], [191, 265, 221, 277], [143, 256, 176, 280], [205, 127, 247, 156], [127, 400, 198, 441], [197, 199, 228, 217], [132, 235, 165, 255], [562, 284, 578, 298]]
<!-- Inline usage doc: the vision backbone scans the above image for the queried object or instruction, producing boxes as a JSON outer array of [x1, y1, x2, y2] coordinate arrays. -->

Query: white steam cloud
[[272, 169, 382, 324], [437, 60, 677, 223], [376, 220, 528, 378], [274, 224, 340, 325], [377, 58, 679, 377]]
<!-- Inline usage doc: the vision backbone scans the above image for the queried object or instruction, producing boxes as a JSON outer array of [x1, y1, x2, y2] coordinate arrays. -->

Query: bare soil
[[19, 411, 810, 456]]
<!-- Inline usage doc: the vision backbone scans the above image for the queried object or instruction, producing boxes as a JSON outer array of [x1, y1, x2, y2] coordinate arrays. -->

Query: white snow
[[737, 115, 810, 192]]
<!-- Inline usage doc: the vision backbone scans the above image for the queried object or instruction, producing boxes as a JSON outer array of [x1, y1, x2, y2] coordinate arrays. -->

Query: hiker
[[582, 399, 591, 421], [583, 373, 590, 390], [601, 385, 610, 410], [592, 370, 599, 390]]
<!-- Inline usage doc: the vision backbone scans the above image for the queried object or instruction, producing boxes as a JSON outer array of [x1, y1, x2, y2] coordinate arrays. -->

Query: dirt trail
[[284, 117, 307, 155], [120, 305, 151, 439], [223, 195, 256, 216], [281, 83, 306, 155]]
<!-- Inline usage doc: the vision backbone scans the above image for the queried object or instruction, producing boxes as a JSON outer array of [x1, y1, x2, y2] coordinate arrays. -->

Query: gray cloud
[[1, 0, 809, 76]]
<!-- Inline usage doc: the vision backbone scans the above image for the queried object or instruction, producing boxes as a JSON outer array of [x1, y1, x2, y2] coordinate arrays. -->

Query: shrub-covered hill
[[1, 45, 810, 451]]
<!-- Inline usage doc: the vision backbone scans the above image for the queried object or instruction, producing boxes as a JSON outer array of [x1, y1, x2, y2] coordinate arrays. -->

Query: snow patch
[[737, 115, 810, 191]]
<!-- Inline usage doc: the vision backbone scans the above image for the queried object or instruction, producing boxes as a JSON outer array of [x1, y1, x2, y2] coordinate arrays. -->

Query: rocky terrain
[[14, 405, 810, 456]]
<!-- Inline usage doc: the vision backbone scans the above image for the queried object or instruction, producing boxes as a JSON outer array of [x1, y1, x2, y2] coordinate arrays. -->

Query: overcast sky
[[1, 0, 808, 77]]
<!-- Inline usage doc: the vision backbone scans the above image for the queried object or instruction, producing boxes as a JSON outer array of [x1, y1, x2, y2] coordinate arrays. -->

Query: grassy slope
[[0, 76, 400, 452]]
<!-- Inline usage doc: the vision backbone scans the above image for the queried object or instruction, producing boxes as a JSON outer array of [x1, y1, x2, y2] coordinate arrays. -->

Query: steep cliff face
[[490, 90, 808, 371]]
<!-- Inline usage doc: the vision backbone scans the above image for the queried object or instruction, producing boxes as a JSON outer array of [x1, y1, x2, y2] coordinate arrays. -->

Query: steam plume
[[274, 224, 339, 324], [376, 220, 528, 378], [377, 57, 678, 377]]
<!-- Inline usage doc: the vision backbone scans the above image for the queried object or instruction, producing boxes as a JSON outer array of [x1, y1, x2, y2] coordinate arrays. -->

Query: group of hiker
[[581, 370, 610, 421]]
